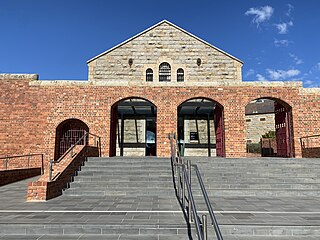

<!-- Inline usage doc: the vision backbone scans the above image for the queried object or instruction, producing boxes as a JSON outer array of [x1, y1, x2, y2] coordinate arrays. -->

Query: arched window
[[159, 62, 171, 81], [146, 68, 153, 81], [177, 68, 184, 82]]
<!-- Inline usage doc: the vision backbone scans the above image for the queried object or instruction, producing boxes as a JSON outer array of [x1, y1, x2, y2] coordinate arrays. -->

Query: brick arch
[[54, 118, 89, 160], [110, 96, 158, 109], [245, 97, 294, 158], [109, 97, 157, 157], [177, 97, 225, 157], [245, 96, 293, 109], [177, 96, 224, 109]]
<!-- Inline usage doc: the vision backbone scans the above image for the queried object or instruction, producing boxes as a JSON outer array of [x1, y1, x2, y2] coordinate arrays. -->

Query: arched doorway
[[177, 98, 225, 157], [110, 98, 157, 157], [54, 119, 89, 160], [245, 98, 294, 157]]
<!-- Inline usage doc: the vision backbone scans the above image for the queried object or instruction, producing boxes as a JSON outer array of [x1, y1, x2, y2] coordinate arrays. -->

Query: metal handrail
[[300, 134, 320, 140], [49, 131, 101, 181], [55, 131, 101, 163], [300, 134, 320, 149], [183, 165, 204, 240], [169, 132, 223, 240], [0, 153, 44, 174], [193, 164, 223, 240]]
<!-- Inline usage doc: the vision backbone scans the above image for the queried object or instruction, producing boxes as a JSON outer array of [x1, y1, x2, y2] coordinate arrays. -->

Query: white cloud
[[274, 39, 290, 47], [245, 69, 255, 77], [286, 4, 294, 17], [245, 6, 274, 27], [304, 80, 313, 86], [267, 69, 300, 80], [289, 53, 303, 65], [256, 74, 266, 81], [275, 21, 293, 34]]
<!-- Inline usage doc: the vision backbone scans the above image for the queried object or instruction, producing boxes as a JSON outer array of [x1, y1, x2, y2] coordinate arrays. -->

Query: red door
[[275, 102, 292, 157], [214, 105, 225, 157], [109, 105, 118, 157]]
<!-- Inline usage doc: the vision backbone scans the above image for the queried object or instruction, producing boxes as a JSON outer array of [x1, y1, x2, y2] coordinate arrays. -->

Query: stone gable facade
[[87, 21, 242, 84]]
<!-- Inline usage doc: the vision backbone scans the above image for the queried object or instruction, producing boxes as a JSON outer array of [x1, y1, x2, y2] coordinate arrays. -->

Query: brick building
[[1, 20, 320, 162]]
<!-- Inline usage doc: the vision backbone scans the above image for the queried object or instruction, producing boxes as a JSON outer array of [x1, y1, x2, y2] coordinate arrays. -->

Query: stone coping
[[0, 74, 38, 80], [28, 79, 304, 88]]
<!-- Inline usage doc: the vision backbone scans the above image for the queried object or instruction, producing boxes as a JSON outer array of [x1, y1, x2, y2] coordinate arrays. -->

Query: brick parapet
[[0, 78, 320, 161], [0, 168, 42, 186]]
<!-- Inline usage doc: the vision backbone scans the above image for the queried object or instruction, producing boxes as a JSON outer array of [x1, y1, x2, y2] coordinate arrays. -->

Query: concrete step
[[73, 176, 173, 182], [63, 189, 177, 197], [191, 182, 320, 189], [76, 170, 172, 176], [70, 182, 173, 188]]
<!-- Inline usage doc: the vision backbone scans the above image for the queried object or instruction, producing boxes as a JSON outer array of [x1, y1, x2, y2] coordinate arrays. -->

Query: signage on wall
[[190, 132, 199, 141]]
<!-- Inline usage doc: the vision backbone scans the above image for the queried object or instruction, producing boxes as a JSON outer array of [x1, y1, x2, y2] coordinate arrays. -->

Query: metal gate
[[275, 102, 292, 157], [214, 105, 225, 157], [58, 129, 87, 158]]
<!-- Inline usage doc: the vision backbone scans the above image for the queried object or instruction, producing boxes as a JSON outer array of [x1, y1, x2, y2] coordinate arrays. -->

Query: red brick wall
[[0, 168, 42, 186], [1, 79, 320, 162]]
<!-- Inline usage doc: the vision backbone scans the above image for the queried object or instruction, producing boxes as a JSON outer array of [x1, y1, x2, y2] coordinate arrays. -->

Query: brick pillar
[[224, 106, 247, 158], [157, 106, 177, 157]]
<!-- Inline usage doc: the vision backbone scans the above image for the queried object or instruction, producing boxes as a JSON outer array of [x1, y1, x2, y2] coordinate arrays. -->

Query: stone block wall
[[246, 113, 275, 143], [88, 22, 242, 84]]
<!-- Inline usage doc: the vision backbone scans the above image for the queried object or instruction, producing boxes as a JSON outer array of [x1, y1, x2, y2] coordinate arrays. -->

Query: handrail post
[[177, 165, 181, 200], [49, 159, 53, 182], [70, 145, 73, 158], [28, 154, 30, 168], [202, 214, 207, 240], [99, 137, 101, 157], [5, 156, 8, 170], [182, 164, 186, 209], [41, 154, 44, 174], [187, 160, 193, 223]]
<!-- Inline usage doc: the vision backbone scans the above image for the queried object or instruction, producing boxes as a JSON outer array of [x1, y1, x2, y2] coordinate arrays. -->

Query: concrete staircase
[[188, 157, 320, 239], [1, 156, 320, 239], [0, 157, 189, 239]]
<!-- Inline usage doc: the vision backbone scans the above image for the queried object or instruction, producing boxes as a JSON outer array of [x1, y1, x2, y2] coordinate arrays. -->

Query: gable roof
[[87, 20, 243, 64]]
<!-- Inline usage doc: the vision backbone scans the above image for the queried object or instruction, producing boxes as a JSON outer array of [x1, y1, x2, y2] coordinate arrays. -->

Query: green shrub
[[246, 142, 261, 153]]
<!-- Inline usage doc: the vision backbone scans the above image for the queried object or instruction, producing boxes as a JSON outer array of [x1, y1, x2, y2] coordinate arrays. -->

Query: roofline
[[87, 20, 243, 64]]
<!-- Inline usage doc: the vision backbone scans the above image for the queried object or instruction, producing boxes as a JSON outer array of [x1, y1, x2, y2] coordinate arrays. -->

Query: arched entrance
[[177, 98, 225, 157], [54, 119, 89, 160], [245, 98, 294, 157], [110, 98, 157, 157]]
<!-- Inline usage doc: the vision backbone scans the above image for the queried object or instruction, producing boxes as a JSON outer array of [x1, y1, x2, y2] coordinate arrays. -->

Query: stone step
[[196, 177, 320, 183], [191, 183, 320, 190], [73, 176, 173, 182], [78, 166, 171, 172], [63, 189, 177, 197], [76, 170, 172, 176], [0, 234, 190, 240], [220, 225, 320, 237], [0, 223, 188, 236], [70, 182, 173, 188]]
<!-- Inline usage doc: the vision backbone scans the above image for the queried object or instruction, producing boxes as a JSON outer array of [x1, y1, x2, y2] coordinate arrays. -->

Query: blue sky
[[0, 0, 320, 87]]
